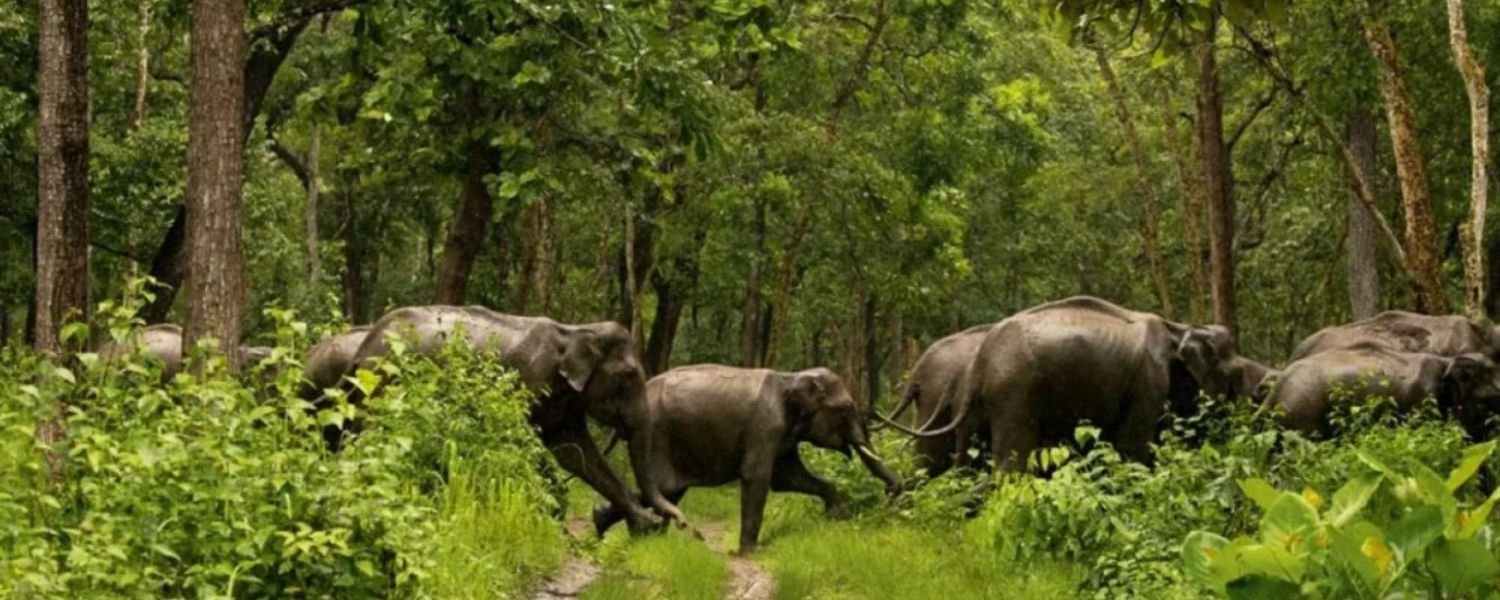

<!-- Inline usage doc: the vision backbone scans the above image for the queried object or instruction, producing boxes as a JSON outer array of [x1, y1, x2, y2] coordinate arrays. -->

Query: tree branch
[[268, 135, 311, 187], [1228, 89, 1276, 154], [251, 0, 369, 41]]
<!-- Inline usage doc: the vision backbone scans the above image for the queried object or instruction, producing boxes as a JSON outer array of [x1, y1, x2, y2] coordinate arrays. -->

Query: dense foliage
[[0, 302, 567, 598]]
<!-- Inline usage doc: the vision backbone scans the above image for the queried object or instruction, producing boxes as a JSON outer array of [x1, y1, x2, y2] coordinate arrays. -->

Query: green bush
[[0, 302, 565, 598]]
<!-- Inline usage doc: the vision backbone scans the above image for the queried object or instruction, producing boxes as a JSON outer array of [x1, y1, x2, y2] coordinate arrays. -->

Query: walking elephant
[[880, 324, 992, 477], [888, 297, 1262, 471], [98, 323, 275, 379], [1267, 343, 1500, 439], [340, 305, 666, 533], [300, 325, 372, 399], [593, 365, 901, 553], [1290, 311, 1500, 361]]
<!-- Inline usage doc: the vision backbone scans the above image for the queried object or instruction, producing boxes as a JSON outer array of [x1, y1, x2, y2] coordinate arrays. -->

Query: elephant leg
[[1115, 399, 1160, 466], [738, 476, 771, 555], [594, 488, 687, 537], [771, 452, 841, 514], [541, 421, 659, 534], [990, 402, 1038, 473]]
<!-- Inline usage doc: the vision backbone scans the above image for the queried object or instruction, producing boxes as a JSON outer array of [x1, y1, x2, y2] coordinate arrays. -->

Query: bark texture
[[435, 133, 498, 305], [130, 0, 149, 130], [1363, 17, 1448, 314], [763, 204, 813, 368], [34, 0, 91, 353], [184, 0, 247, 364], [1159, 84, 1208, 323], [738, 200, 766, 367], [1344, 111, 1382, 320], [1097, 46, 1172, 317], [305, 124, 321, 287], [1195, 13, 1236, 333], [1447, 0, 1489, 319]]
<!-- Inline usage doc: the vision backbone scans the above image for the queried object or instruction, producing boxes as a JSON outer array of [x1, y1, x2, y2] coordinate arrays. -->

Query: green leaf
[[1234, 543, 1306, 583], [1446, 441, 1495, 492], [1183, 531, 1231, 587], [1429, 537, 1499, 596], [1225, 574, 1301, 600], [1388, 505, 1444, 558], [1327, 473, 1383, 527], [1260, 493, 1318, 549], [1238, 478, 1281, 512], [1412, 464, 1458, 523], [1456, 485, 1500, 539], [1328, 522, 1384, 589]]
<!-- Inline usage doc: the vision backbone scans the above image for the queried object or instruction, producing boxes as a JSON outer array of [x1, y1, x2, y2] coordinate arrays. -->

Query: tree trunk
[[1097, 46, 1172, 317], [435, 132, 498, 305], [305, 124, 321, 287], [1447, 0, 1489, 319], [34, 0, 91, 353], [763, 203, 813, 368], [183, 0, 247, 365], [616, 187, 659, 331], [1344, 111, 1382, 320], [1363, 17, 1448, 314], [130, 0, 149, 130], [1195, 10, 1236, 333], [623, 199, 643, 345], [644, 232, 703, 376], [339, 186, 364, 322], [862, 294, 880, 409], [739, 199, 766, 367], [1159, 83, 1208, 323]]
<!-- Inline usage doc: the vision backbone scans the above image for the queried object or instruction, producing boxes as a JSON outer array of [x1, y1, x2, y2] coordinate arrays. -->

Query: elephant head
[[786, 368, 902, 496], [1438, 353, 1500, 439], [559, 322, 648, 431], [1171, 325, 1261, 415]]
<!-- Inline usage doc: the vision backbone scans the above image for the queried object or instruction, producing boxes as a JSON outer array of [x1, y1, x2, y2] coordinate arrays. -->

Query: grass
[[428, 460, 568, 598], [581, 528, 729, 600]]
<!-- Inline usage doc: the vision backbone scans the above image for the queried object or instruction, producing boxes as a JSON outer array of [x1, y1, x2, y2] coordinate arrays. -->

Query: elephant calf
[[98, 323, 274, 379], [595, 365, 901, 553], [1267, 343, 1500, 438], [300, 325, 372, 399]]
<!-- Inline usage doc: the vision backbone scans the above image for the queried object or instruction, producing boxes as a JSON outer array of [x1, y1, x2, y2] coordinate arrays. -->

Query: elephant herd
[[98, 297, 1500, 553]]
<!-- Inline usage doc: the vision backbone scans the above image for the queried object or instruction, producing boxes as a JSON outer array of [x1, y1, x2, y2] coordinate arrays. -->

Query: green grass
[[428, 462, 568, 598], [581, 528, 729, 600]]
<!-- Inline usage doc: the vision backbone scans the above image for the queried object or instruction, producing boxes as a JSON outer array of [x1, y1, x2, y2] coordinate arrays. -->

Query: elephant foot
[[591, 503, 617, 537], [623, 507, 665, 536]]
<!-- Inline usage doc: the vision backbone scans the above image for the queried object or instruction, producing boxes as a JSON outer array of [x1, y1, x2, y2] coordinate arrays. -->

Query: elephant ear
[[559, 332, 604, 392], [1175, 329, 1217, 386], [785, 372, 824, 418], [1438, 354, 1488, 417]]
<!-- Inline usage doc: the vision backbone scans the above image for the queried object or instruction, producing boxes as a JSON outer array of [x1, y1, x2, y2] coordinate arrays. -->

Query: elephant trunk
[[850, 424, 902, 497]]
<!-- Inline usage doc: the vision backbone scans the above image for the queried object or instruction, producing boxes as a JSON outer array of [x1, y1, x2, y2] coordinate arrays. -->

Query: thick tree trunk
[[1344, 111, 1382, 320], [739, 199, 766, 367], [435, 132, 498, 305], [616, 188, 659, 331], [1363, 17, 1448, 314], [1195, 12, 1236, 333], [305, 124, 321, 287], [1447, 0, 1489, 319], [34, 0, 91, 353], [1097, 46, 1173, 317], [1159, 84, 1208, 323], [763, 204, 812, 368], [130, 0, 149, 130], [644, 244, 702, 377], [183, 0, 247, 364]]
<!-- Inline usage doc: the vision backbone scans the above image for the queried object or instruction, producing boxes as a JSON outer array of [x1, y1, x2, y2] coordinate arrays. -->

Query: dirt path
[[530, 518, 601, 600], [695, 520, 776, 600]]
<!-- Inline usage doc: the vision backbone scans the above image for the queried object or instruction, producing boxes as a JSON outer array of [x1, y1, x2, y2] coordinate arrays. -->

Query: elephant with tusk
[[593, 365, 902, 554]]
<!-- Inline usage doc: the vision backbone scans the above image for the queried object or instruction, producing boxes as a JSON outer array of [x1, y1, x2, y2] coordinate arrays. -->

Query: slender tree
[[1447, 0, 1489, 319], [1195, 8, 1236, 332], [33, 0, 90, 353], [1344, 111, 1381, 319], [183, 0, 247, 364]]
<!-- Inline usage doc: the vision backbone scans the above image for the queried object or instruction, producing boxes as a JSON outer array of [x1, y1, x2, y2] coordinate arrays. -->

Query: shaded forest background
[[7, 0, 1500, 406]]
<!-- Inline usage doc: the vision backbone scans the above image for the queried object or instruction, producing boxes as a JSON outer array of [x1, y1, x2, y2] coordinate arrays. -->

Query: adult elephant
[[880, 324, 992, 477], [885, 297, 1258, 471], [1269, 343, 1500, 439], [594, 365, 901, 553], [300, 325, 372, 399], [1290, 311, 1500, 361], [98, 323, 274, 378], [341, 305, 666, 534]]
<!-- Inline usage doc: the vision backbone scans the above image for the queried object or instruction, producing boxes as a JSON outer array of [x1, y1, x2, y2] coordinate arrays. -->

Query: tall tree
[[33, 0, 90, 353], [1344, 111, 1381, 319], [1159, 83, 1208, 323], [434, 124, 498, 304], [183, 0, 247, 363], [305, 124, 321, 287], [1196, 8, 1236, 332], [1361, 14, 1447, 314], [1096, 45, 1173, 317], [1447, 0, 1489, 319]]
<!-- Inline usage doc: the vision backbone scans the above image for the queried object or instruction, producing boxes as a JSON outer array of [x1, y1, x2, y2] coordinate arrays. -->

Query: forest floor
[[530, 480, 1084, 600]]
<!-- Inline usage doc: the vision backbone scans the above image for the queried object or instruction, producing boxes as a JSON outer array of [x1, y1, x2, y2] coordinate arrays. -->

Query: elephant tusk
[[856, 444, 883, 462]]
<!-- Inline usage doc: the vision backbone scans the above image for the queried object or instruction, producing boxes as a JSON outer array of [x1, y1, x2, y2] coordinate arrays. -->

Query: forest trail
[[695, 519, 776, 600], [530, 518, 601, 600]]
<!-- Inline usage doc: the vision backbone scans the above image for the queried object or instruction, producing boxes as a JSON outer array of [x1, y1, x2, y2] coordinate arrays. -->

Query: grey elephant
[[889, 297, 1262, 470], [593, 365, 901, 553], [300, 325, 372, 399], [879, 324, 992, 477], [340, 305, 666, 534], [1267, 343, 1500, 438], [98, 323, 275, 378], [1290, 311, 1500, 361]]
